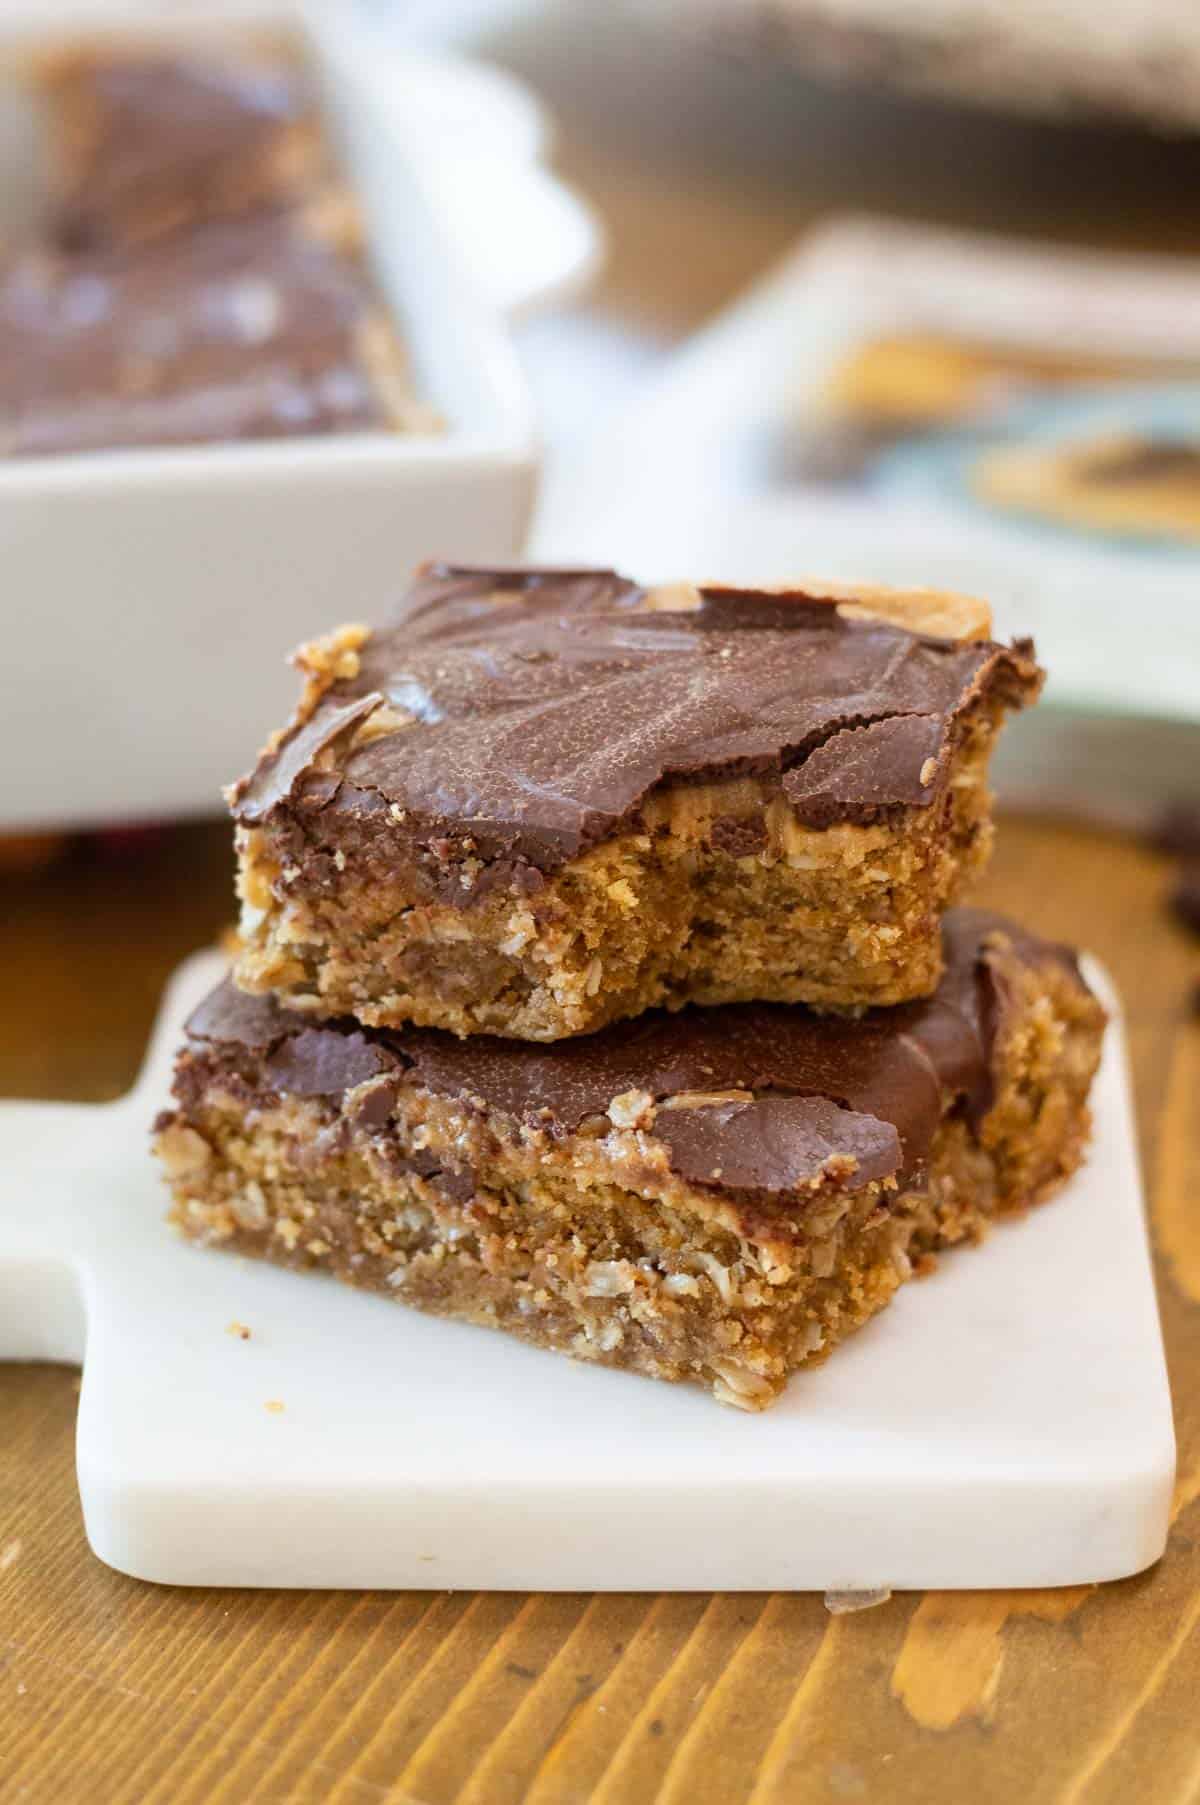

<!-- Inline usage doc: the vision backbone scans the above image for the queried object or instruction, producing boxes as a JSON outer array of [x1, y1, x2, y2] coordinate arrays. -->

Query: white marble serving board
[[0, 952, 1174, 1591]]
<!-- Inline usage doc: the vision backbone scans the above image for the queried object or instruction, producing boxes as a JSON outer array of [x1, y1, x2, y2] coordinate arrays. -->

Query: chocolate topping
[[233, 564, 1041, 868], [0, 215, 388, 456], [183, 909, 1085, 1204]]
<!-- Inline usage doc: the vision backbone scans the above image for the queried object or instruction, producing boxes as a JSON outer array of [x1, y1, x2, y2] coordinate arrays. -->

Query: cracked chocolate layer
[[187, 910, 1084, 1203], [232, 564, 1041, 874]]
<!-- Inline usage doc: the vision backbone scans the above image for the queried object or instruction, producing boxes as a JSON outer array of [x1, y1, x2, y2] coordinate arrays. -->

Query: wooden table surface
[[4, 16, 1200, 1802]]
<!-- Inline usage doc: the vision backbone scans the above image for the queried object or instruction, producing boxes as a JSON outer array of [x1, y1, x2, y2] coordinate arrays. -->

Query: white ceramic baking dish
[[0, 2, 600, 831]]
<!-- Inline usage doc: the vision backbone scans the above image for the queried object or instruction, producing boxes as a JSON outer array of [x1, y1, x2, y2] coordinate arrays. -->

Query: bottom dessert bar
[[154, 910, 1105, 1410]]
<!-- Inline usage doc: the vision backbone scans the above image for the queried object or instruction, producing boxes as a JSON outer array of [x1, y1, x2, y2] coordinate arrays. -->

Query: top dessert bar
[[39, 46, 323, 251], [231, 565, 1042, 1039]]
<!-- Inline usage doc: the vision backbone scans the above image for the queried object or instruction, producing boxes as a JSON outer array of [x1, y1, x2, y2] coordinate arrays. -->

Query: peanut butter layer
[[156, 910, 1104, 1408], [230, 566, 1041, 1035]]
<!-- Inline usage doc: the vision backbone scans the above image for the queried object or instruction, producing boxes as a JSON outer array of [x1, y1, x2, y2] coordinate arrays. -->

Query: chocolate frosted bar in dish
[[230, 566, 1043, 1039], [155, 910, 1104, 1410], [0, 212, 424, 457], [38, 47, 323, 251]]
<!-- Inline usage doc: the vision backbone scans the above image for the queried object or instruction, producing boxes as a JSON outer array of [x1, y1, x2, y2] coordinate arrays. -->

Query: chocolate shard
[[655, 1094, 903, 1195], [185, 976, 297, 1052], [263, 1027, 398, 1097], [236, 693, 383, 824], [783, 714, 947, 827]]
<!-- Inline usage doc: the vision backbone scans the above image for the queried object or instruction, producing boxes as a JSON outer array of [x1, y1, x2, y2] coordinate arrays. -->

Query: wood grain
[[4, 24, 1200, 1799]]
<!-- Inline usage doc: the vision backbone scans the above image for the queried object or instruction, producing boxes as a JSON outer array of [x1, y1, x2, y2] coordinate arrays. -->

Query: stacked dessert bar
[[0, 40, 427, 458], [155, 566, 1106, 1409]]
